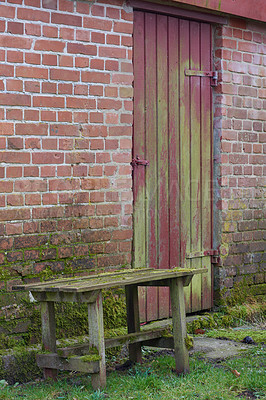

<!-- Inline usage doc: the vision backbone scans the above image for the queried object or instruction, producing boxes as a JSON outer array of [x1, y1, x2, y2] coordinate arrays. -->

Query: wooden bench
[[14, 267, 206, 389]]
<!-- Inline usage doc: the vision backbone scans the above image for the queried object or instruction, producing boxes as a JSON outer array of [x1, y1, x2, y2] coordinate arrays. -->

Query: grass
[[205, 328, 266, 343], [0, 345, 265, 400]]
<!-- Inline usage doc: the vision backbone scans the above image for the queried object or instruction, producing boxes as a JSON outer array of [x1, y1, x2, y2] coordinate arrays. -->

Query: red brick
[[91, 31, 105, 44], [106, 6, 120, 19], [59, 55, 73, 67], [24, 110, 39, 121], [34, 39, 65, 52], [89, 85, 103, 96], [0, 152, 30, 164], [60, 27, 74, 40], [58, 111, 72, 123], [42, 138, 57, 150], [89, 165, 103, 176], [25, 23, 41, 36], [42, 82, 57, 94], [42, 54, 57, 66], [0, 4, 16, 18], [33, 96, 65, 108], [51, 12, 82, 26], [50, 68, 80, 81], [65, 152, 95, 164], [59, 0, 74, 12], [7, 137, 23, 150], [90, 112, 103, 123], [83, 17, 112, 31], [106, 34, 120, 45], [76, 30, 91, 42], [58, 83, 72, 94], [113, 21, 133, 34], [24, 166, 39, 177], [74, 112, 88, 123], [7, 21, 23, 34], [25, 193, 41, 205], [32, 152, 64, 164], [17, 7, 49, 22], [57, 165, 71, 176], [0, 93, 31, 107], [59, 138, 73, 149], [16, 123, 48, 136], [7, 50, 23, 63], [25, 81, 40, 93], [50, 124, 80, 137], [43, 0, 57, 9], [43, 26, 58, 38], [41, 110, 56, 121], [67, 42, 97, 55], [15, 180, 47, 192], [42, 193, 57, 205], [0, 35, 32, 49], [25, 52, 41, 64], [90, 59, 104, 70], [41, 166, 56, 177], [16, 66, 48, 79], [99, 46, 126, 59], [49, 179, 80, 191], [7, 194, 23, 206], [74, 84, 88, 96], [66, 97, 96, 109]]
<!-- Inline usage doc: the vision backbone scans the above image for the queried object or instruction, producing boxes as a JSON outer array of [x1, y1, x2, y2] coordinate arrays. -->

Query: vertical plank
[[125, 285, 142, 363], [157, 14, 169, 319], [201, 23, 213, 309], [133, 11, 146, 321], [145, 12, 159, 321], [168, 17, 180, 271], [168, 16, 180, 316], [40, 301, 58, 380], [179, 19, 191, 312], [170, 278, 189, 374], [88, 292, 106, 389], [190, 21, 202, 312]]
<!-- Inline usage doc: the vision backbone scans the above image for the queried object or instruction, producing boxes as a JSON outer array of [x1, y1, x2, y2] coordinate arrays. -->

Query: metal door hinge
[[185, 69, 218, 86], [186, 249, 219, 259], [131, 156, 149, 167]]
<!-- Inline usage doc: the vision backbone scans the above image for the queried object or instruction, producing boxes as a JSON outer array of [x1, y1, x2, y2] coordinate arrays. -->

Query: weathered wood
[[13, 268, 152, 291], [36, 353, 100, 373], [169, 278, 189, 374], [88, 292, 106, 389], [14, 268, 207, 294], [58, 328, 170, 357], [31, 290, 100, 303], [145, 12, 158, 322], [40, 302, 57, 380], [201, 22, 213, 310], [125, 285, 142, 363]]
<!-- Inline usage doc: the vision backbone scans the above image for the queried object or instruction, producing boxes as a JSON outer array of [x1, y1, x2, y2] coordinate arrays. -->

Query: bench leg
[[88, 292, 106, 389], [125, 285, 142, 363], [40, 301, 58, 380], [169, 278, 189, 374]]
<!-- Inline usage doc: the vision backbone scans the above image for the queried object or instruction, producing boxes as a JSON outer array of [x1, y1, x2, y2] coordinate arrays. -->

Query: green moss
[[185, 334, 194, 350], [80, 354, 101, 362]]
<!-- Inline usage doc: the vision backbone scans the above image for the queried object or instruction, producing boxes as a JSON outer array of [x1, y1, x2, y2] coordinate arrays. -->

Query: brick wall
[[0, 0, 134, 295], [214, 17, 266, 298]]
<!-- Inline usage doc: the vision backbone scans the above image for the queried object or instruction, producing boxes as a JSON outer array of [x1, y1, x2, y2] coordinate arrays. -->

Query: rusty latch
[[131, 156, 149, 167], [185, 69, 218, 87]]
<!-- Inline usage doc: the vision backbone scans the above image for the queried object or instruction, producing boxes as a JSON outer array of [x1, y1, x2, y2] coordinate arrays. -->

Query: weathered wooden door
[[133, 10, 213, 320]]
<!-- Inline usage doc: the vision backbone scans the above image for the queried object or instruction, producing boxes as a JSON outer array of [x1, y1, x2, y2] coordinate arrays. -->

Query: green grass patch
[[205, 328, 266, 343], [0, 346, 265, 400]]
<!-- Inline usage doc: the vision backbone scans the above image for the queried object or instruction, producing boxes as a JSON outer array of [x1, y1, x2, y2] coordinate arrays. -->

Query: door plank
[[157, 14, 170, 319], [179, 19, 191, 312], [145, 12, 159, 321], [190, 21, 202, 312], [201, 23, 213, 309], [133, 11, 146, 320]]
